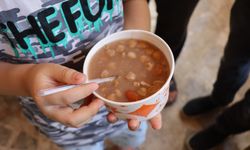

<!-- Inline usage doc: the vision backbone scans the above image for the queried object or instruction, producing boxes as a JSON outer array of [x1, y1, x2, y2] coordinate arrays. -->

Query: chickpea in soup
[[88, 39, 170, 102]]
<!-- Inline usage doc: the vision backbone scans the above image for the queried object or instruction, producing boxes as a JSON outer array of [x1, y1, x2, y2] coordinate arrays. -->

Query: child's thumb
[[52, 65, 85, 84]]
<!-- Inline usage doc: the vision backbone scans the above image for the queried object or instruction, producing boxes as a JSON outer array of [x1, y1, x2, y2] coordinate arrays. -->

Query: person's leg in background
[[183, 0, 250, 149], [188, 89, 250, 150], [151, 0, 199, 105], [183, 0, 250, 116], [154, 0, 199, 59]]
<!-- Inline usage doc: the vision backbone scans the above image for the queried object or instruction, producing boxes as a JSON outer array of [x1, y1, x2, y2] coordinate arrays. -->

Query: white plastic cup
[[83, 30, 175, 121]]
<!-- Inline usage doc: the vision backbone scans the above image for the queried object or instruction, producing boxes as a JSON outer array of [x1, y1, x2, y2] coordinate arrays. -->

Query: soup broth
[[88, 39, 170, 102]]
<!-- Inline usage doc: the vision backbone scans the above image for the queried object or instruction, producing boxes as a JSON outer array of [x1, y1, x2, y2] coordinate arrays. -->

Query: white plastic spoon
[[39, 76, 116, 97]]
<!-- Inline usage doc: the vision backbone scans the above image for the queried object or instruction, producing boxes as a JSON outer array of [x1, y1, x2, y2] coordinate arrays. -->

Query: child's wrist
[[21, 64, 36, 96], [9, 63, 35, 96]]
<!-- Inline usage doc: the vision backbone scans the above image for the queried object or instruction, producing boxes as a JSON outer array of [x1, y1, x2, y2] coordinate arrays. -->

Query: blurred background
[[0, 0, 249, 150]]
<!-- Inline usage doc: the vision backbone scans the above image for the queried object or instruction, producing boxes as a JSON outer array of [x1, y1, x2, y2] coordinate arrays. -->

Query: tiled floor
[[0, 0, 249, 150]]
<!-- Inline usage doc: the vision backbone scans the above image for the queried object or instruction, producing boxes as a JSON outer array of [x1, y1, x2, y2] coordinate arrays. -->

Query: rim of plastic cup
[[84, 29, 175, 106]]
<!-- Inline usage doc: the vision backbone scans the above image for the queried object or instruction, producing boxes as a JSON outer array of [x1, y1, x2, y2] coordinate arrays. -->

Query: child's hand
[[25, 63, 104, 127], [107, 113, 162, 131]]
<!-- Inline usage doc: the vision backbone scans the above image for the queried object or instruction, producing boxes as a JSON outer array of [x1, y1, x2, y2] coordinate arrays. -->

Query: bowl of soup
[[83, 30, 175, 121]]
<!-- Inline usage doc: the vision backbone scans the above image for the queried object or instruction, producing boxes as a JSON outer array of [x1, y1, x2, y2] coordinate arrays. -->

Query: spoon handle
[[39, 76, 116, 97]]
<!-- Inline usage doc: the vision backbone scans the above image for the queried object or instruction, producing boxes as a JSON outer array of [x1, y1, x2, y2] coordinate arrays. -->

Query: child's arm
[[0, 62, 33, 96], [123, 0, 151, 31], [0, 62, 104, 127]]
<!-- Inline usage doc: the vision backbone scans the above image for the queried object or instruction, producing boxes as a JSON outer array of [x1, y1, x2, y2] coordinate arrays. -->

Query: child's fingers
[[149, 113, 162, 130], [44, 105, 74, 124], [128, 119, 140, 131], [65, 99, 104, 127], [107, 113, 118, 123], [46, 99, 104, 127], [49, 64, 85, 84], [44, 83, 99, 105]]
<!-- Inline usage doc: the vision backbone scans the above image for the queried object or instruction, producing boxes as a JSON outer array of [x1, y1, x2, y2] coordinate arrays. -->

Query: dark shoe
[[187, 125, 228, 150], [244, 145, 250, 150], [165, 77, 178, 107], [182, 95, 219, 116]]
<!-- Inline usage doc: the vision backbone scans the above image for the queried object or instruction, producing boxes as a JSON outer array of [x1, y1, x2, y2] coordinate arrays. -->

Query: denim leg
[[62, 141, 104, 150], [108, 121, 148, 149], [211, 0, 250, 106], [154, 0, 199, 60]]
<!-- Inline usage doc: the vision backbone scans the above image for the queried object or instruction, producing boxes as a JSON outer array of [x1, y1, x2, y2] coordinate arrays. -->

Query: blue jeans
[[63, 122, 148, 150], [211, 0, 250, 105]]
